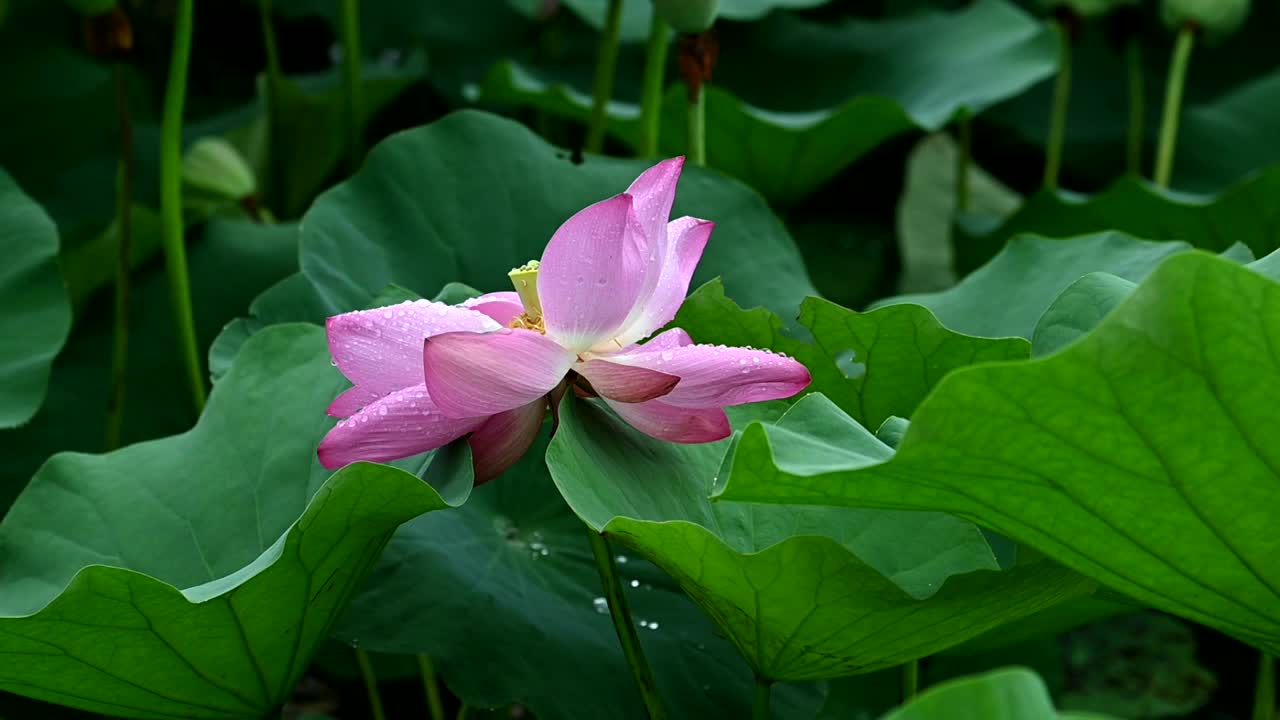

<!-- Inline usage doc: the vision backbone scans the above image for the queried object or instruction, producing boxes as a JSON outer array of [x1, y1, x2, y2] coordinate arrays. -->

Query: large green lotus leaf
[[298, 110, 813, 320], [473, 0, 1056, 207], [878, 667, 1115, 720], [0, 323, 468, 718], [896, 134, 1021, 294], [544, 395, 1092, 682], [334, 431, 822, 719], [672, 280, 1028, 430], [885, 232, 1189, 339], [0, 168, 71, 428], [0, 219, 297, 513], [721, 252, 1280, 654], [956, 169, 1280, 275]]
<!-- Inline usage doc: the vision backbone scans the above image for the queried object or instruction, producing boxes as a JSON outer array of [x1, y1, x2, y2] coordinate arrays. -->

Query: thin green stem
[[638, 13, 670, 157], [418, 653, 446, 720], [687, 84, 706, 166], [902, 659, 920, 703], [1125, 37, 1145, 176], [586, 528, 667, 719], [338, 0, 363, 171], [1255, 653, 1276, 720], [355, 648, 387, 720], [159, 0, 206, 414], [955, 112, 972, 213], [753, 675, 772, 720], [1042, 19, 1072, 190], [106, 63, 134, 451], [585, 0, 624, 153], [257, 0, 284, 206], [455, 705, 470, 720], [1154, 25, 1195, 189]]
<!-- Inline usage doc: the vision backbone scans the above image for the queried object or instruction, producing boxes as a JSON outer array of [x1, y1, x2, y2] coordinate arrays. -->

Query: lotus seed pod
[[181, 138, 257, 201], [64, 0, 115, 15], [653, 0, 719, 33], [1161, 0, 1250, 38], [1043, 0, 1137, 18]]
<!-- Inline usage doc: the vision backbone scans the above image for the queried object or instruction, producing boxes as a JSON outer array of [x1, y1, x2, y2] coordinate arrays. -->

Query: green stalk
[[753, 675, 772, 720], [1042, 18, 1072, 190], [955, 112, 972, 213], [456, 705, 471, 720], [338, 0, 363, 171], [355, 648, 387, 720], [687, 84, 706, 166], [1125, 37, 1145, 176], [1153, 25, 1195, 189], [585, 0, 624, 153], [1255, 653, 1276, 720], [159, 0, 206, 414], [586, 528, 667, 719], [257, 0, 284, 206], [418, 653, 446, 720], [902, 659, 920, 702], [105, 63, 134, 451], [638, 13, 670, 157]]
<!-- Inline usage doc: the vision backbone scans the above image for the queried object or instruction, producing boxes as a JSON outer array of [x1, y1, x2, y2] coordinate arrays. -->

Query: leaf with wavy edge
[[878, 667, 1117, 720], [721, 252, 1280, 655], [472, 0, 1056, 207], [0, 325, 467, 718], [956, 169, 1280, 275], [546, 395, 1093, 682], [0, 167, 71, 429], [673, 280, 1028, 431]]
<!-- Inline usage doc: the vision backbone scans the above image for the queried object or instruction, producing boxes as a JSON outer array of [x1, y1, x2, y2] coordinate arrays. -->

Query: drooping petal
[[538, 193, 647, 350], [605, 342, 811, 408], [615, 217, 713, 346], [604, 397, 730, 443], [424, 329, 574, 418], [469, 399, 547, 484], [326, 300, 501, 412], [575, 359, 679, 403], [317, 384, 483, 469], [626, 156, 685, 257], [460, 291, 524, 326], [327, 385, 383, 418]]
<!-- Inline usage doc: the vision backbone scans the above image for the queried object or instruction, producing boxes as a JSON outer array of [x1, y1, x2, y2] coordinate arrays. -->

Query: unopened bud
[[182, 138, 257, 201], [1161, 0, 1250, 39], [654, 0, 719, 34]]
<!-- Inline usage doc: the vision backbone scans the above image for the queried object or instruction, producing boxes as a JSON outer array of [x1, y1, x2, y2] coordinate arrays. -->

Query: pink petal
[[317, 384, 483, 469], [616, 217, 713, 346], [604, 397, 730, 443], [607, 342, 811, 408], [327, 385, 383, 418], [632, 327, 693, 352], [626, 157, 685, 256], [469, 399, 547, 484], [423, 329, 574, 418], [538, 193, 648, 351], [575, 359, 679, 403], [460, 291, 524, 326], [326, 300, 501, 414]]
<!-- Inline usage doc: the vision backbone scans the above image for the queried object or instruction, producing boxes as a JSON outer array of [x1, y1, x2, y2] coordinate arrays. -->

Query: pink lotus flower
[[318, 157, 810, 482]]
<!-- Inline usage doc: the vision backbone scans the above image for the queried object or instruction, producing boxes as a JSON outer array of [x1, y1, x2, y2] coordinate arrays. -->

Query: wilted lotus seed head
[[1160, 0, 1250, 39], [654, 0, 719, 33]]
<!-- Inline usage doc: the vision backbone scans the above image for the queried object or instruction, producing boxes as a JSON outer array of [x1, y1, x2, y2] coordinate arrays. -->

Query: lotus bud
[[181, 138, 257, 201], [1160, 0, 1250, 38], [653, 0, 719, 34]]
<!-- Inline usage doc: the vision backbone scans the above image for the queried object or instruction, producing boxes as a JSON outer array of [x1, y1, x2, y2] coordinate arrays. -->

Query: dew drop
[[592, 597, 609, 614], [629, 579, 640, 588], [661, 351, 674, 361], [615, 554, 629, 564], [752, 357, 761, 364], [834, 349, 866, 379]]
